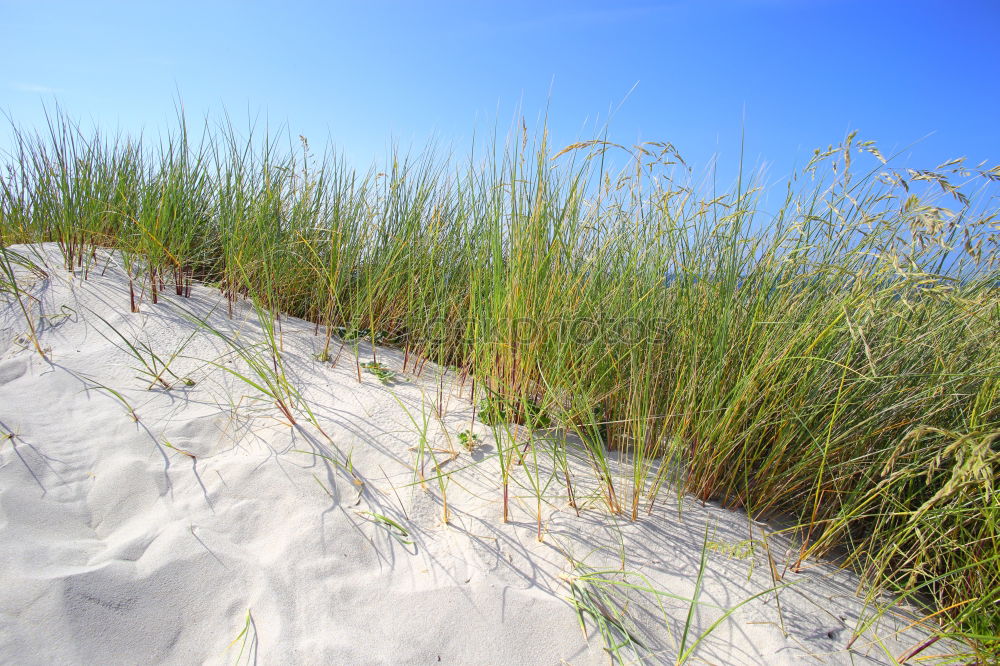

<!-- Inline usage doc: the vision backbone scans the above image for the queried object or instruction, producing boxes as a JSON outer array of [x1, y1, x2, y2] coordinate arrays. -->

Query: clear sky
[[3, 0, 999, 187]]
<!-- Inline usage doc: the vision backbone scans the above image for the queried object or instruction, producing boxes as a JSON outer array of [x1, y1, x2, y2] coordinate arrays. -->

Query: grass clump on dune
[[1, 109, 998, 660]]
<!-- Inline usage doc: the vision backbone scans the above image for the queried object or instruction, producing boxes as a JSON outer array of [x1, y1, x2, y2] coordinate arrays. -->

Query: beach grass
[[1, 109, 998, 660]]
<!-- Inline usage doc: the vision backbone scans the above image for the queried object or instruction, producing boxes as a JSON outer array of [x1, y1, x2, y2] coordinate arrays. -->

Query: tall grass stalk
[[0, 246, 47, 358]]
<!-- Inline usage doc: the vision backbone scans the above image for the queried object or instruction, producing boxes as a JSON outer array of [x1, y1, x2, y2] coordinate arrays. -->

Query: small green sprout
[[361, 361, 395, 384], [458, 429, 481, 452], [335, 326, 388, 344]]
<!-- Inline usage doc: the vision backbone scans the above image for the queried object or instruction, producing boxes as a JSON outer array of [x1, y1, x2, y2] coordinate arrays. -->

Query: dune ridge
[[0, 243, 961, 664]]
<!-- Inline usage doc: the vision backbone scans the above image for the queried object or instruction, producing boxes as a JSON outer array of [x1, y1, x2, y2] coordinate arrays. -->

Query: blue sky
[[3, 0, 999, 188]]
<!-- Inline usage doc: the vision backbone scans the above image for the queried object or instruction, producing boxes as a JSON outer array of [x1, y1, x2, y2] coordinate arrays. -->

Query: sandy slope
[[0, 243, 957, 664]]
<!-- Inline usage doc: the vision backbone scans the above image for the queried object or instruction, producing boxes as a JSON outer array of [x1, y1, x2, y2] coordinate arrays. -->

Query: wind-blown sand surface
[[0, 244, 956, 664]]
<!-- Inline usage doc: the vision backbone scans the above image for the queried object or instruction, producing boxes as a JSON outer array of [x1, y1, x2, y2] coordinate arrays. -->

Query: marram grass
[[2, 110, 998, 660]]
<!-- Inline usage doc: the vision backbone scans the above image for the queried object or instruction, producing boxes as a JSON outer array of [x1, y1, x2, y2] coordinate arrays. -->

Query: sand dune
[[0, 244, 955, 664]]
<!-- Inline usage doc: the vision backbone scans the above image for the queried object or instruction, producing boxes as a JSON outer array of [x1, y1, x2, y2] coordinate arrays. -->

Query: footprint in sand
[[0, 356, 29, 385]]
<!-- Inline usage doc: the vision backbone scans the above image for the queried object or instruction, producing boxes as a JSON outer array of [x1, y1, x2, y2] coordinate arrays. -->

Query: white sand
[[0, 243, 956, 664]]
